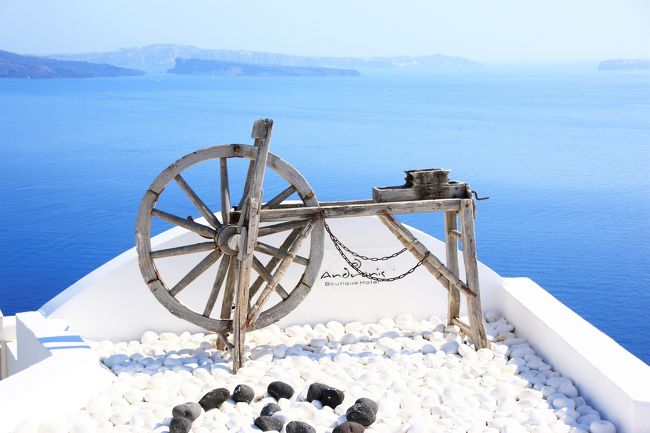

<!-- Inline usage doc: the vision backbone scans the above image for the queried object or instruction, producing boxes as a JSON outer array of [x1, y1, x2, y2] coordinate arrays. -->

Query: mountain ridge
[[49, 44, 480, 73], [0, 50, 143, 79], [168, 58, 359, 76]]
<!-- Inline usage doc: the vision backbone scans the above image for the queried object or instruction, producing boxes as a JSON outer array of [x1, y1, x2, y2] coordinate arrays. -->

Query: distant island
[[168, 58, 359, 77], [49, 44, 480, 73], [0, 50, 143, 79], [598, 59, 650, 71]]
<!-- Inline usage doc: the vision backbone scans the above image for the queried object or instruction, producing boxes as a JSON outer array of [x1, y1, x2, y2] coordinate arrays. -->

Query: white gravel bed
[[12, 313, 616, 433]]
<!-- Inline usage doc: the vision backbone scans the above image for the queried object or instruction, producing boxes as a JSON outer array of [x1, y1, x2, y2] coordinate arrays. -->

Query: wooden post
[[445, 211, 461, 325], [459, 199, 488, 348], [232, 119, 273, 372]]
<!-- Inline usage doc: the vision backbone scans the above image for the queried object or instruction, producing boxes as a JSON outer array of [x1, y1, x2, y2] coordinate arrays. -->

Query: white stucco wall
[[499, 277, 650, 433], [0, 312, 115, 433]]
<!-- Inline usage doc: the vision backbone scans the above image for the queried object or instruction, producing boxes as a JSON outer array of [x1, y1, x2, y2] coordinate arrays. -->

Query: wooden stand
[[136, 119, 489, 372]]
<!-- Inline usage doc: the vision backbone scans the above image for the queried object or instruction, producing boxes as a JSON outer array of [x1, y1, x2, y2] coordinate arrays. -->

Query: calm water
[[1, 71, 649, 363]]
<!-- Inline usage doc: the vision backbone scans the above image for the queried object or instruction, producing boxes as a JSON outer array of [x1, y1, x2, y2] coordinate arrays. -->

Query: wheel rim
[[135, 144, 324, 333]]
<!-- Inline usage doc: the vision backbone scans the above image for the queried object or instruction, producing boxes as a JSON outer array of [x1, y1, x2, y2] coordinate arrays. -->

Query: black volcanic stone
[[268, 380, 294, 400], [333, 422, 365, 433], [346, 402, 376, 427], [260, 402, 282, 417], [321, 387, 345, 409], [169, 417, 192, 433], [199, 388, 230, 411], [232, 384, 255, 403], [306, 382, 327, 402], [254, 416, 284, 432], [172, 402, 202, 421], [286, 421, 316, 433], [355, 398, 378, 415]]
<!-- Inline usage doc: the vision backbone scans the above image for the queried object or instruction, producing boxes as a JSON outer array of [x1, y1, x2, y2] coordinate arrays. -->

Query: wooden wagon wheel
[[135, 126, 324, 340]]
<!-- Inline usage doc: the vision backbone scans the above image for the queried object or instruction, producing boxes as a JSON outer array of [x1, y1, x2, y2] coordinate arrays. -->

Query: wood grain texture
[[254, 241, 309, 266], [169, 249, 222, 297], [459, 199, 488, 349], [220, 158, 231, 225], [203, 255, 231, 317], [245, 216, 316, 328], [378, 212, 475, 298], [445, 211, 461, 325], [258, 220, 308, 236], [248, 228, 302, 300], [257, 199, 462, 222], [150, 242, 216, 259], [174, 174, 221, 229], [262, 185, 296, 209], [151, 208, 216, 238], [233, 119, 273, 371]]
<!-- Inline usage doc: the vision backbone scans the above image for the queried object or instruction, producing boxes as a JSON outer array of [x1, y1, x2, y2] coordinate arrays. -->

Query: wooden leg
[[233, 226, 252, 371], [378, 212, 476, 299], [232, 119, 274, 372], [445, 211, 461, 325], [459, 199, 488, 349]]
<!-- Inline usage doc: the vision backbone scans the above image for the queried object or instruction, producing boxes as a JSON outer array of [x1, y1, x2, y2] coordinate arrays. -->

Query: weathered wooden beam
[[151, 208, 216, 238], [151, 242, 216, 259], [169, 249, 222, 297], [459, 199, 488, 349], [220, 158, 231, 225], [245, 216, 316, 329], [248, 229, 302, 300], [378, 212, 475, 299], [252, 199, 463, 222], [251, 256, 289, 300], [254, 241, 309, 266], [203, 256, 231, 317], [451, 317, 472, 337], [445, 211, 461, 325], [262, 185, 296, 209], [258, 220, 309, 236], [175, 174, 221, 229], [233, 119, 273, 372]]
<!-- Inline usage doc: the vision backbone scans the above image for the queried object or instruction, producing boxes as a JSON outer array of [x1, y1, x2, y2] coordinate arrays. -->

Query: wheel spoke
[[262, 185, 296, 209], [246, 216, 317, 328], [220, 257, 239, 320], [203, 256, 231, 317], [175, 174, 221, 229], [169, 249, 222, 297], [255, 241, 309, 266], [151, 242, 216, 259], [252, 256, 289, 300], [248, 228, 301, 301], [258, 219, 308, 237], [152, 208, 216, 238], [220, 158, 231, 225]]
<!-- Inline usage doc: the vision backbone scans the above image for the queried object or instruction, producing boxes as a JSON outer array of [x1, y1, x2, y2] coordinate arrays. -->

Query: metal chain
[[319, 212, 429, 282], [322, 217, 407, 261]]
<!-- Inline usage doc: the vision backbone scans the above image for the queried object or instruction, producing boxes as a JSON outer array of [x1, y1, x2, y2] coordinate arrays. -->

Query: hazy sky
[[1, 0, 649, 62]]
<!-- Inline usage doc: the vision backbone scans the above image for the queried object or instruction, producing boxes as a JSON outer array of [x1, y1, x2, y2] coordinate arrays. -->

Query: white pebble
[[441, 341, 459, 354], [251, 348, 274, 361], [559, 382, 579, 398], [341, 333, 359, 345], [37, 421, 68, 433], [12, 420, 39, 433], [70, 420, 98, 433], [590, 419, 615, 432], [140, 331, 158, 345]]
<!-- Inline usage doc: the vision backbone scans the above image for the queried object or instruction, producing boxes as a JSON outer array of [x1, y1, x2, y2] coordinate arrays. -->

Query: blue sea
[[1, 69, 649, 363]]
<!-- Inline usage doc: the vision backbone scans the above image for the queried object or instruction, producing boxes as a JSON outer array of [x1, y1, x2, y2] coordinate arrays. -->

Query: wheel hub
[[216, 224, 240, 256]]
